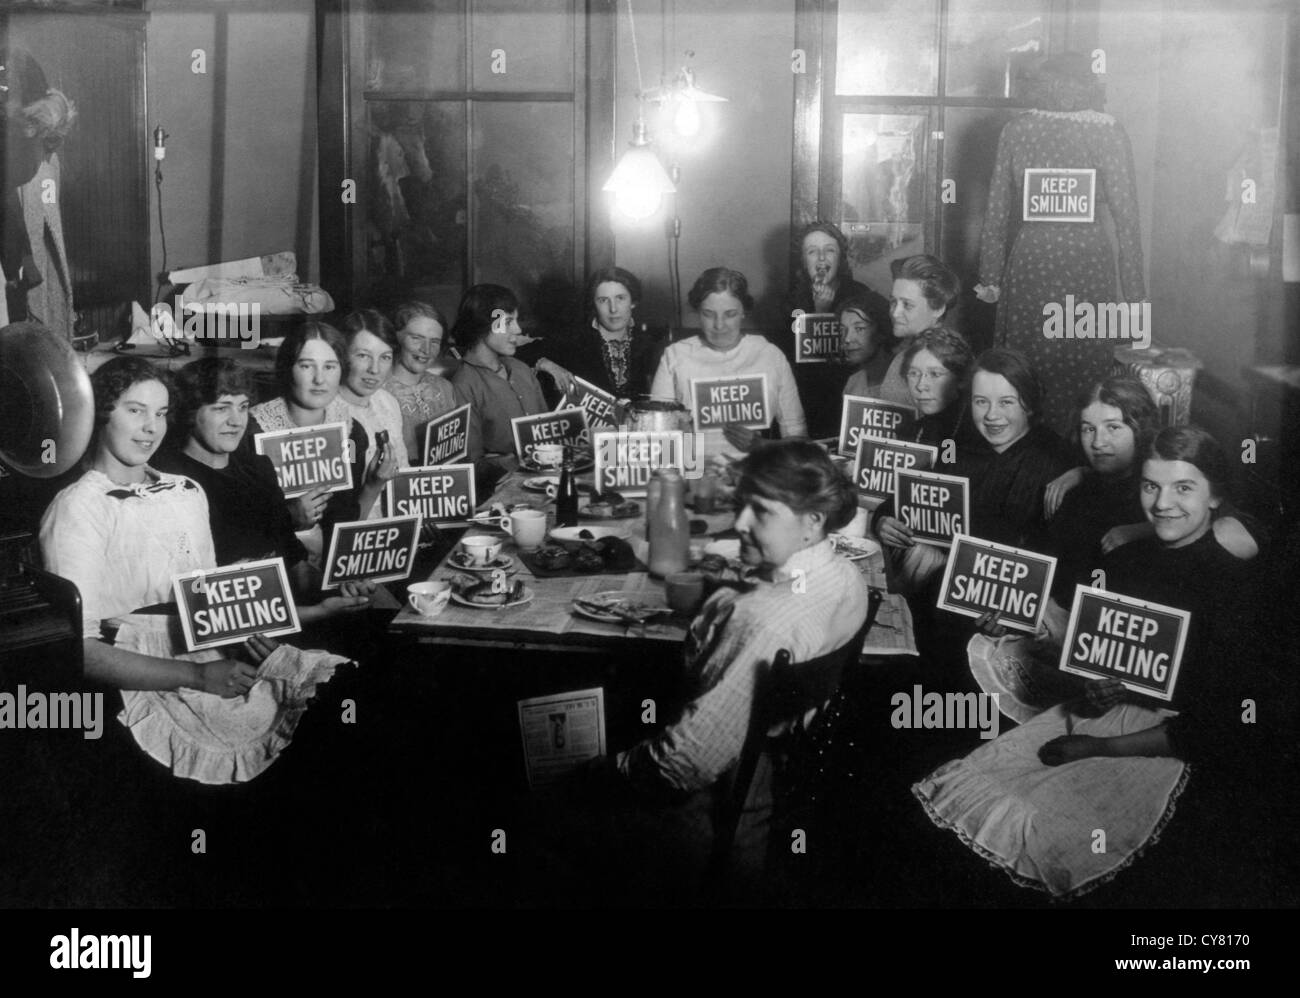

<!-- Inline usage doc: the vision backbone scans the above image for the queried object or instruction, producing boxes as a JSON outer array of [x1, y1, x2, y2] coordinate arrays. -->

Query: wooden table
[[389, 470, 917, 656]]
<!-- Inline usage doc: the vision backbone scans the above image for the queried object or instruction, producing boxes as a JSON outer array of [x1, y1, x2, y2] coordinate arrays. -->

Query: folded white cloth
[[114, 614, 346, 785], [913, 701, 1187, 898], [183, 275, 334, 316]]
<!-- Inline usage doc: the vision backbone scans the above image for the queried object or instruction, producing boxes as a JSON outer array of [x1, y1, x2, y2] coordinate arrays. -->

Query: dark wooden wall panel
[[5, 10, 150, 315]]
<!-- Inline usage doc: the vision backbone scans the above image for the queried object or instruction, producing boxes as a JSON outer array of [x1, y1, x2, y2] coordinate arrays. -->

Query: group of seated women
[[29, 226, 1282, 904]]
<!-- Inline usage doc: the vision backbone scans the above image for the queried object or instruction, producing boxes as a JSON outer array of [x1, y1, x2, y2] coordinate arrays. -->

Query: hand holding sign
[[291, 485, 331, 529]]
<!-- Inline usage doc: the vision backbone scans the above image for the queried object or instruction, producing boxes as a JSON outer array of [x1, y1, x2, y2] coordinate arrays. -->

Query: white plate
[[521, 454, 594, 474], [571, 591, 670, 624], [703, 538, 741, 560], [829, 533, 880, 560], [579, 499, 642, 520], [449, 584, 534, 609], [549, 525, 626, 547], [445, 552, 517, 573], [522, 476, 594, 493]]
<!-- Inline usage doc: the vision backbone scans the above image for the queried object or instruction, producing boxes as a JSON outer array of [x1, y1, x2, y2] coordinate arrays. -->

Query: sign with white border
[[938, 534, 1057, 634], [1058, 585, 1190, 702], [172, 557, 301, 652], [321, 514, 422, 589]]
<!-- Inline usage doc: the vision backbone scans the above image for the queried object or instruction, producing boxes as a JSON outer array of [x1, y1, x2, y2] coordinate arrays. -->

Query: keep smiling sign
[[511, 407, 591, 464], [838, 395, 917, 456], [690, 374, 770, 431], [1059, 586, 1190, 702]]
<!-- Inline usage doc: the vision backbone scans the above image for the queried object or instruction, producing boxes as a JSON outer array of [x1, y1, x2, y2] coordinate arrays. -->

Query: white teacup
[[533, 443, 564, 469], [408, 580, 452, 616], [841, 505, 870, 538], [497, 508, 548, 551], [460, 535, 503, 566]]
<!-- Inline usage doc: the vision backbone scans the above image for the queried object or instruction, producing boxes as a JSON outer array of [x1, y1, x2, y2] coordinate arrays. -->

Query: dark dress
[[792, 278, 892, 439], [949, 423, 1075, 549], [534, 323, 667, 405], [153, 447, 308, 569], [241, 414, 369, 551], [978, 110, 1146, 437], [1042, 468, 1144, 603]]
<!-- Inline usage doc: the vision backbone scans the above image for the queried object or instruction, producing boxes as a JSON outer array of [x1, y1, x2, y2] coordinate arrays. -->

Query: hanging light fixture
[[604, 0, 676, 221], [604, 112, 677, 222], [644, 64, 729, 140]]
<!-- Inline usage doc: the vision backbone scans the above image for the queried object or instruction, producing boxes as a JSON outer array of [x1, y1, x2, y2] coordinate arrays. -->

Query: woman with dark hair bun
[[916, 424, 1269, 901], [450, 283, 547, 480], [525, 266, 666, 402], [651, 267, 806, 459], [613, 439, 869, 879]]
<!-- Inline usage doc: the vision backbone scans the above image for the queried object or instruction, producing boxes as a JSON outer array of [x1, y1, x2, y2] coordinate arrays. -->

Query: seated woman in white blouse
[[650, 267, 807, 461], [339, 309, 408, 517], [39, 357, 346, 784]]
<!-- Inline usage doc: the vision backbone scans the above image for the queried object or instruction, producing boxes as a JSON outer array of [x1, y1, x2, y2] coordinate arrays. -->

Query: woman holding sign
[[792, 221, 891, 438], [383, 300, 461, 463], [245, 322, 387, 556], [526, 266, 666, 404], [915, 426, 1270, 901], [157, 358, 379, 631], [450, 283, 547, 484], [651, 267, 806, 460], [339, 309, 408, 517], [38, 357, 346, 785]]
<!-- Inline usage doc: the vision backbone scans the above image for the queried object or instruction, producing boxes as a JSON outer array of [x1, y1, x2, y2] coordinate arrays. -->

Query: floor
[[4, 625, 1293, 910]]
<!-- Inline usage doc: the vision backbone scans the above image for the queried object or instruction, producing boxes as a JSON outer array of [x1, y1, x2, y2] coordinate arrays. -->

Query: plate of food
[[446, 551, 517, 573], [522, 476, 594, 494], [521, 453, 594, 474], [571, 591, 671, 625], [580, 490, 641, 519], [829, 533, 880, 560], [702, 538, 741, 560], [526, 534, 639, 575], [448, 575, 533, 608], [549, 525, 627, 548]]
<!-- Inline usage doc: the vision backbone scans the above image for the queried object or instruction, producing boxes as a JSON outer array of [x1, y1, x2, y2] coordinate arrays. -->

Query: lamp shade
[[603, 126, 676, 221]]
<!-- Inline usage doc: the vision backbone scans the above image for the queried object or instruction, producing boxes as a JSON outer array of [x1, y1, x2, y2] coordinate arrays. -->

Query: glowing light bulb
[[613, 184, 663, 221], [602, 121, 676, 223], [673, 99, 701, 139]]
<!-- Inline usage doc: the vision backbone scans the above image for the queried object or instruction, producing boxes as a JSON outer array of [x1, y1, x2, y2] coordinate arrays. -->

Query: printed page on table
[[860, 593, 918, 656]]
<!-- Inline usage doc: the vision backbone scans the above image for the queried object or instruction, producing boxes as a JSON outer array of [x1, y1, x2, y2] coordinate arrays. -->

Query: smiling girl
[[38, 356, 344, 785], [915, 425, 1268, 900], [245, 322, 375, 557], [383, 301, 461, 462], [339, 310, 407, 517]]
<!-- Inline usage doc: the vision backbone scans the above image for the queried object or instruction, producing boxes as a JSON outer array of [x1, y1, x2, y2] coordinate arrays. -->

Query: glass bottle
[[555, 446, 580, 528], [648, 468, 689, 578]]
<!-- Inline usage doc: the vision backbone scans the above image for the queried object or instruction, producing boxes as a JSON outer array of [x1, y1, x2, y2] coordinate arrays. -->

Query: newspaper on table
[[517, 687, 606, 788]]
